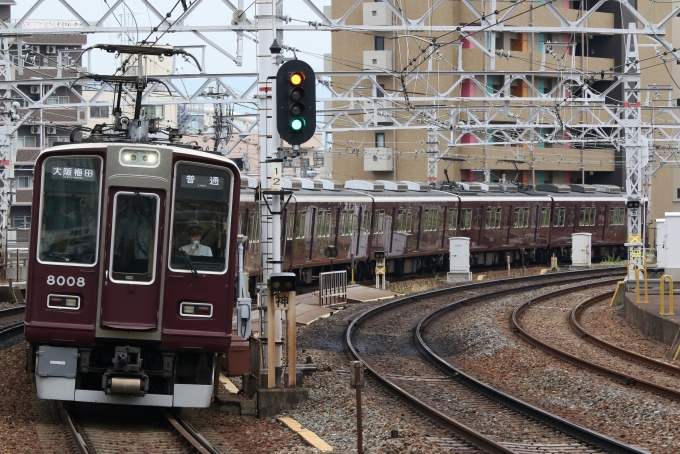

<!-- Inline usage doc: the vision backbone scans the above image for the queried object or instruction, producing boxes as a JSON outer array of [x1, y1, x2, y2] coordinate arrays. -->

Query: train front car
[[25, 143, 240, 407]]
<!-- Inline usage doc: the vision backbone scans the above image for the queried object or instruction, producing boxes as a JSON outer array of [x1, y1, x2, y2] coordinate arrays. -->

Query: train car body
[[25, 143, 240, 407], [238, 180, 626, 286]]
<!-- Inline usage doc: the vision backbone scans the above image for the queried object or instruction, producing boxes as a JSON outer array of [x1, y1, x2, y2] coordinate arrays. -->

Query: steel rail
[[512, 282, 680, 403], [0, 305, 25, 317], [570, 292, 680, 376], [0, 322, 23, 339], [346, 267, 627, 454], [417, 277, 646, 454], [63, 407, 91, 454], [162, 409, 221, 454]]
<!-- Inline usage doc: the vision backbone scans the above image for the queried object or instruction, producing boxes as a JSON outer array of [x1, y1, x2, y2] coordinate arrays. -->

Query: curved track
[[0, 305, 24, 344], [346, 268, 649, 454], [510, 285, 680, 402]]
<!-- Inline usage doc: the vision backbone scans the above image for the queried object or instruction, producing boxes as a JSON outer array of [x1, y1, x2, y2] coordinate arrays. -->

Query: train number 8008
[[46, 275, 86, 287]]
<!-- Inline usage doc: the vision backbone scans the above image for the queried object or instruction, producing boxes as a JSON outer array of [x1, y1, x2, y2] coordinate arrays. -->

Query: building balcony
[[458, 2, 614, 29], [364, 50, 393, 71], [363, 2, 393, 26], [364, 147, 394, 172]]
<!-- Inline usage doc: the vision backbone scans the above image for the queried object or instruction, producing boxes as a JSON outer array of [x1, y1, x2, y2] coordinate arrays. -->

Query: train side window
[[495, 207, 502, 229], [362, 211, 372, 232], [460, 208, 472, 230], [286, 212, 295, 240], [532, 206, 538, 228], [423, 209, 438, 232], [579, 207, 585, 226], [474, 208, 481, 229], [249, 212, 261, 243], [448, 209, 458, 231], [375, 210, 385, 234], [317, 210, 330, 238], [568, 207, 575, 226], [340, 210, 353, 236], [553, 207, 565, 227], [540, 208, 551, 227], [485, 207, 493, 229], [38, 156, 102, 265], [296, 211, 307, 239]]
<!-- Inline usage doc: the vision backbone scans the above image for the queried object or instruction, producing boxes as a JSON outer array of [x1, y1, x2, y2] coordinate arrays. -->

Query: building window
[[45, 96, 69, 105], [142, 105, 164, 119], [375, 132, 385, 148], [17, 136, 37, 148], [677, 188, 680, 199], [15, 176, 33, 188], [13, 216, 31, 228], [376, 83, 385, 98], [375, 36, 385, 51], [90, 106, 110, 118], [372, 58, 377, 65]]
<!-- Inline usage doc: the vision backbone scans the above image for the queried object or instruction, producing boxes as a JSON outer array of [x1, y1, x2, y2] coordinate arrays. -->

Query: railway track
[[0, 305, 25, 344], [510, 285, 680, 401], [61, 403, 221, 454], [346, 267, 651, 454]]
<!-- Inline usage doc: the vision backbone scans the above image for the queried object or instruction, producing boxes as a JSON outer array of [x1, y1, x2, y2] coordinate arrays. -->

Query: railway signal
[[276, 60, 316, 146]]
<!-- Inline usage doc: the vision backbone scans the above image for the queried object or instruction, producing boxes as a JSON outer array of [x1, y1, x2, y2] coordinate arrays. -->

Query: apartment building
[[326, 0, 680, 225], [0, 1, 88, 246]]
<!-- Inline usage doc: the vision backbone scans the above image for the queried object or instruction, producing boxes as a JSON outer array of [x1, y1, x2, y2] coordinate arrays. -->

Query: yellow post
[[609, 281, 625, 307], [627, 261, 640, 303], [660, 275, 674, 316], [641, 268, 649, 303]]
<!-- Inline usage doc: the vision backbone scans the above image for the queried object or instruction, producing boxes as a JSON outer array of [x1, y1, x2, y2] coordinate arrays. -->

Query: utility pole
[[256, 0, 284, 386]]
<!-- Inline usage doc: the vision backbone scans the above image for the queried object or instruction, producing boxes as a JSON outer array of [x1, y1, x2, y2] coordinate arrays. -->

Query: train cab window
[[110, 192, 159, 282], [38, 156, 102, 265], [540, 208, 551, 227], [170, 163, 233, 274], [375, 210, 385, 234], [448, 209, 458, 231], [553, 207, 566, 227], [460, 208, 472, 230]]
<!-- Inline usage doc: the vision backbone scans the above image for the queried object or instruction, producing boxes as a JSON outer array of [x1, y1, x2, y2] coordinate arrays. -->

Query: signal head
[[290, 102, 304, 116]]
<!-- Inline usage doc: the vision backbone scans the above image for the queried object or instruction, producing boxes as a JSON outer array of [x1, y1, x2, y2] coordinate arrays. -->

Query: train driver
[[180, 224, 213, 257]]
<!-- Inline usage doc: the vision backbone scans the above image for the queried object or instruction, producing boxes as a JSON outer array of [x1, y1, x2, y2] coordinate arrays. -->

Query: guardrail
[[319, 270, 347, 307]]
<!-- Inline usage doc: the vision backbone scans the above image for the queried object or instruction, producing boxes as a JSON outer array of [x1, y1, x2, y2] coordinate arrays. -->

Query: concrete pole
[[257, 0, 283, 386]]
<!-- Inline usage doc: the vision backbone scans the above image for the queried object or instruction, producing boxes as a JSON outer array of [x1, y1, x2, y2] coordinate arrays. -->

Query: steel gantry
[[1, 0, 680, 265]]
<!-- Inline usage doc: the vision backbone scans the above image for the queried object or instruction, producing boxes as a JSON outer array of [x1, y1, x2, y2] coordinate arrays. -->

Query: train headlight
[[47, 294, 80, 311], [119, 148, 160, 167], [180, 302, 213, 318]]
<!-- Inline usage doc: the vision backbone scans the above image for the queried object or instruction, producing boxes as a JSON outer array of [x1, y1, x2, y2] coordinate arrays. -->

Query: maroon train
[[25, 143, 240, 407], [238, 178, 627, 287]]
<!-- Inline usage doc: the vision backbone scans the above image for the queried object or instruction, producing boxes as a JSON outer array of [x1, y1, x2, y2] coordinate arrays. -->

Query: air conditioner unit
[[30, 86, 40, 94], [30, 46, 40, 53], [46, 126, 57, 134], [46, 46, 57, 54], [30, 126, 40, 134]]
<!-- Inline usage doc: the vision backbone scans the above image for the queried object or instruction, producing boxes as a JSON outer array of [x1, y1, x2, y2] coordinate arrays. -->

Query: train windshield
[[170, 163, 232, 273], [38, 157, 102, 265]]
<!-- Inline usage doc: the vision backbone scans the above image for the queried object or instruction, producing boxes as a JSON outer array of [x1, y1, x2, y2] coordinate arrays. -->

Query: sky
[[12, 0, 333, 94]]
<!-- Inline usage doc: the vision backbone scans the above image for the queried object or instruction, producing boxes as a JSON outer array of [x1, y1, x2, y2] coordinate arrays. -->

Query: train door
[[309, 208, 317, 261], [532, 204, 539, 243], [100, 188, 165, 330], [504, 203, 512, 245]]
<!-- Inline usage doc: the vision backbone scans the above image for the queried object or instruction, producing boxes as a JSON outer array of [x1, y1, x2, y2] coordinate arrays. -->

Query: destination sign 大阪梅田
[[49, 165, 96, 182], [180, 174, 224, 190]]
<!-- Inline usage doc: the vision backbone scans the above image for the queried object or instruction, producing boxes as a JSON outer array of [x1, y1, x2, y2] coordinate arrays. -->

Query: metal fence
[[7, 248, 29, 282], [319, 270, 347, 307]]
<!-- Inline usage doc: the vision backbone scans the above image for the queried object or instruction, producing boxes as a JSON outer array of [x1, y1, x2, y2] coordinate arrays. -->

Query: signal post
[[255, 0, 314, 417]]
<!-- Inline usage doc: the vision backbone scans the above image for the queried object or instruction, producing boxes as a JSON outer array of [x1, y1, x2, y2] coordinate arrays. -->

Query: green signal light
[[290, 117, 305, 131]]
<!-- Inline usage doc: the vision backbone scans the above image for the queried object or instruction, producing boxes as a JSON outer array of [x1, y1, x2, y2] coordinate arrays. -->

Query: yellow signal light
[[290, 72, 304, 86]]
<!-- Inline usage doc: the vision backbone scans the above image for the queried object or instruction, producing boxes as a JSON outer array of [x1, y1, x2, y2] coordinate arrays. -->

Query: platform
[[232, 284, 401, 331], [623, 292, 680, 346]]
